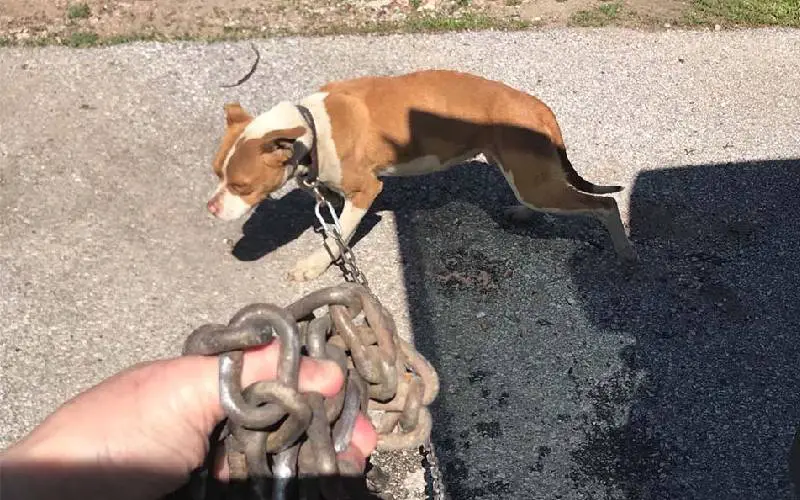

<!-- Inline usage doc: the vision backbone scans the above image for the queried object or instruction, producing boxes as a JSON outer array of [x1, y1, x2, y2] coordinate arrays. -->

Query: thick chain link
[[181, 282, 439, 499], [303, 182, 447, 500]]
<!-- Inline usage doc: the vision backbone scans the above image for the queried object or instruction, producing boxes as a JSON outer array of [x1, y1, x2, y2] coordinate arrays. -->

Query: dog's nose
[[207, 199, 219, 215]]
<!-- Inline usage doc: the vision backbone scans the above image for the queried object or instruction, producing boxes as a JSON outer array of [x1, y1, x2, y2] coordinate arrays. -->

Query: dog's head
[[207, 103, 305, 220]]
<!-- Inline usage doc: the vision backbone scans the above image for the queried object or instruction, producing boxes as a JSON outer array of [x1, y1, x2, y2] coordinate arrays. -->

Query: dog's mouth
[[207, 187, 256, 221]]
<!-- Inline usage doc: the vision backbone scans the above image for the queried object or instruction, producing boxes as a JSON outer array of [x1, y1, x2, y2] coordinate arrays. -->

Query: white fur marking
[[298, 92, 343, 189], [214, 185, 253, 221], [221, 142, 238, 179], [220, 94, 343, 191], [241, 101, 305, 141], [337, 200, 368, 243], [220, 100, 305, 181]]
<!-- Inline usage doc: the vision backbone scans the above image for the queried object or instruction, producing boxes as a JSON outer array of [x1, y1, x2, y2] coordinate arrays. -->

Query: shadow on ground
[[383, 158, 800, 499], [2, 462, 382, 500], [223, 155, 799, 499], [567, 159, 800, 499], [232, 186, 382, 262]]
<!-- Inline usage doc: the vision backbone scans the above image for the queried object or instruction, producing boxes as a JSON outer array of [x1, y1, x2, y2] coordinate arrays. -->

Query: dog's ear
[[260, 126, 306, 153], [224, 102, 252, 127]]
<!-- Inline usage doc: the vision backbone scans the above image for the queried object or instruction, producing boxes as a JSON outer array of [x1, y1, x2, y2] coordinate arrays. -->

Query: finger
[[240, 343, 345, 396], [349, 414, 378, 460], [200, 342, 345, 424], [336, 414, 380, 475], [212, 414, 375, 482]]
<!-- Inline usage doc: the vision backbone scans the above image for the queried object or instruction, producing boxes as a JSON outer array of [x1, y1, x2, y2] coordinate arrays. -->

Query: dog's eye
[[229, 183, 250, 195]]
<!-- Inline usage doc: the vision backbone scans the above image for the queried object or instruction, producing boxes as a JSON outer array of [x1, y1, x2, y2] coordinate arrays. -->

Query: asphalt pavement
[[2, 27, 799, 499]]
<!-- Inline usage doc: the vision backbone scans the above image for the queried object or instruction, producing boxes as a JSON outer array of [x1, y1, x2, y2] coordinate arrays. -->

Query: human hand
[[1, 342, 378, 500]]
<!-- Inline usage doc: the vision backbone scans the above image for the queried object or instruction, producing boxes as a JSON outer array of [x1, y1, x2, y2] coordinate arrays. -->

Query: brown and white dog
[[206, 69, 637, 281]]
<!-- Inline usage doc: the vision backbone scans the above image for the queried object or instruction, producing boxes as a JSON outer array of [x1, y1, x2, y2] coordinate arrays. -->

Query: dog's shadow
[[231, 160, 619, 263], [231, 187, 385, 262], [377, 160, 614, 247], [231, 159, 620, 264]]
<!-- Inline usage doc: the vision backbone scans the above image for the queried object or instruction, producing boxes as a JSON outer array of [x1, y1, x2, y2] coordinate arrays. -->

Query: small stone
[[476, 311, 486, 319], [533, 16, 542, 22], [714, 24, 722, 31], [664, 23, 671, 28], [566, 297, 575, 305]]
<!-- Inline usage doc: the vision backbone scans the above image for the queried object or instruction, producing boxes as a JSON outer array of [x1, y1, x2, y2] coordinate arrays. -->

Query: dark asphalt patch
[[375, 159, 800, 499]]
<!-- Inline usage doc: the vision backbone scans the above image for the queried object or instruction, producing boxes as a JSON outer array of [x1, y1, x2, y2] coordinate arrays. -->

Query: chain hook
[[304, 182, 369, 289]]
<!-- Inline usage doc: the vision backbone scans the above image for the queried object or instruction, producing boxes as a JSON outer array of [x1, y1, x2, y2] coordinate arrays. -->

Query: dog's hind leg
[[493, 154, 637, 261]]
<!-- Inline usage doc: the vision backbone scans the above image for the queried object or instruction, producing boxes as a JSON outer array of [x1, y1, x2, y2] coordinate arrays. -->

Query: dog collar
[[288, 104, 320, 187]]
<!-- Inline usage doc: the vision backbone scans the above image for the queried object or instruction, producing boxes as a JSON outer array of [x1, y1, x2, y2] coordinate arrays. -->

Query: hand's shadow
[[231, 187, 382, 262]]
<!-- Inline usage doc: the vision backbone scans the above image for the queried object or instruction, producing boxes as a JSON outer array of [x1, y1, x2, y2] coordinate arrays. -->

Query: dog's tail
[[557, 147, 623, 194]]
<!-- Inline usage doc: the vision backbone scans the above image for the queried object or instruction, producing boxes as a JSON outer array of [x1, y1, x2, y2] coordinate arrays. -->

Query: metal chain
[[304, 179, 451, 500], [181, 282, 440, 499], [303, 179, 448, 500], [305, 181, 369, 289]]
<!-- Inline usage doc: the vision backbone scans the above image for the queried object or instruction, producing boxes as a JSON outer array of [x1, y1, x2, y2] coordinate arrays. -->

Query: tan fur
[[209, 104, 305, 210], [208, 69, 636, 280]]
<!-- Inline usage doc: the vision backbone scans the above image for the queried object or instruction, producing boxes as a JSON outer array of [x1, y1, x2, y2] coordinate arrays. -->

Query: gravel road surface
[[2, 27, 799, 499]]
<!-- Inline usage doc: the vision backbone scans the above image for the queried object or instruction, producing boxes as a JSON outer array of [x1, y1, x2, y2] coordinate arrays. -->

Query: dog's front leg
[[288, 180, 382, 282]]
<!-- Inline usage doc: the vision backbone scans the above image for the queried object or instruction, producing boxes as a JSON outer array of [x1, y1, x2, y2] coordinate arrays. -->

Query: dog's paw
[[287, 256, 330, 282]]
